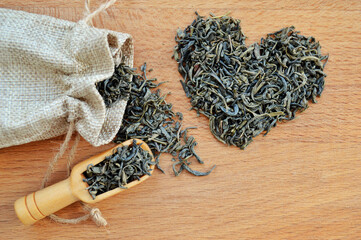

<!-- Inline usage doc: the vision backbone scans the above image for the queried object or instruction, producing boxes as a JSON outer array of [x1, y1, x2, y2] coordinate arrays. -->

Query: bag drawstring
[[41, 0, 119, 227]]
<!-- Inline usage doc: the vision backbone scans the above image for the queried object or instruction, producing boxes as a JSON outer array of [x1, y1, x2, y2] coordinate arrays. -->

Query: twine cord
[[41, 121, 76, 189], [84, 0, 94, 26], [41, 122, 108, 226], [83, 0, 117, 25], [67, 133, 80, 176], [41, 0, 118, 226]]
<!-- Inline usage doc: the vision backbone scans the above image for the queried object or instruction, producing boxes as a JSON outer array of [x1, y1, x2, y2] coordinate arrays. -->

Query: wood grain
[[0, 1, 360, 239]]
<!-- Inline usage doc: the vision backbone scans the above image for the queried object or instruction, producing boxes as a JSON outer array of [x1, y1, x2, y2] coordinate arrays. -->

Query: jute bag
[[0, 1, 133, 226], [0, 5, 133, 149]]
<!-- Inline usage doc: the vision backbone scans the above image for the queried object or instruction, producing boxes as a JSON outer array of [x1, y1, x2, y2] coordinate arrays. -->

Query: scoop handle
[[14, 178, 78, 225]]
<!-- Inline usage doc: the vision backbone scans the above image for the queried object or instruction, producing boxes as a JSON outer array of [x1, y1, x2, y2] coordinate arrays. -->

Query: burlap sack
[[0, 8, 133, 148]]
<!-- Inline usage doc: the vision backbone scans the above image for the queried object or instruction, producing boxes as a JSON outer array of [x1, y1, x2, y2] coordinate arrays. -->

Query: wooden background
[[0, 0, 360, 239]]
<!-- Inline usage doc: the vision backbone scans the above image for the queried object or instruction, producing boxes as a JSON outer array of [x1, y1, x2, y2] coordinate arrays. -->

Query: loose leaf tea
[[96, 62, 215, 176], [173, 12, 328, 149], [96, 63, 132, 107], [113, 63, 215, 176], [83, 140, 154, 199]]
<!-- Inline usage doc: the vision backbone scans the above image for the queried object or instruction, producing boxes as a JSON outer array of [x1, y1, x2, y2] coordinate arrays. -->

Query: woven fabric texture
[[0, 8, 133, 148]]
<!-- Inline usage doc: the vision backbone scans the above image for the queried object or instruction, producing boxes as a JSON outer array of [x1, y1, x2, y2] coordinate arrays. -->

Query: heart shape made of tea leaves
[[173, 12, 328, 149]]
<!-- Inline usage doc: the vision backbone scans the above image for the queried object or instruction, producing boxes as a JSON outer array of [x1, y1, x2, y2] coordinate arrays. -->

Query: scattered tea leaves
[[113, 63, 216, 176]]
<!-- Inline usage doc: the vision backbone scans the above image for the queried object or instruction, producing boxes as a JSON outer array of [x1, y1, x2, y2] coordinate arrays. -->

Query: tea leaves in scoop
[[83, 140, 154, 199]]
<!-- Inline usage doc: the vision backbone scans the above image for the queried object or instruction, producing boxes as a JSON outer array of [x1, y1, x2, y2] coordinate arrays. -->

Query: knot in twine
[[89, 208, 107, 227]]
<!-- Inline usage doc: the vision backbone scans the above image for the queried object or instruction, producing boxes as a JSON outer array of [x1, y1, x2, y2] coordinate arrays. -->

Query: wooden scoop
[[14, 139, 154, 225]]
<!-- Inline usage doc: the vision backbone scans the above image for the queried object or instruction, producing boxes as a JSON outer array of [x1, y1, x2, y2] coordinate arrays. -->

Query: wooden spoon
[[14, 139, 154, 225]]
